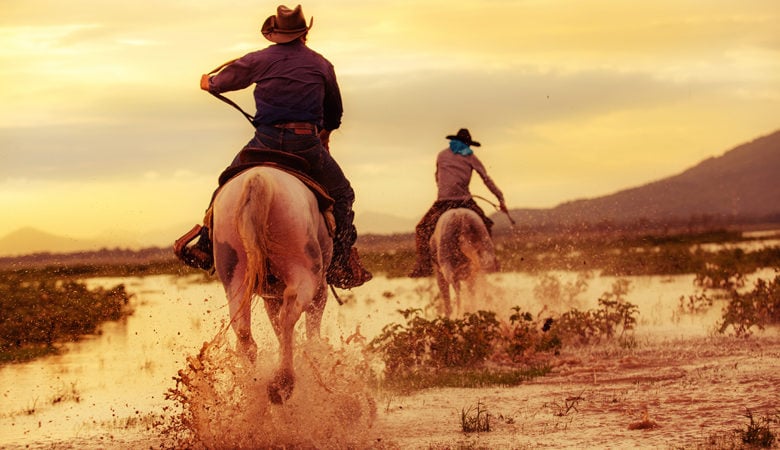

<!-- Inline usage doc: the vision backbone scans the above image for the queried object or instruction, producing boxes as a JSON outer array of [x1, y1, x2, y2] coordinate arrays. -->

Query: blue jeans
[[228, 125, 358, 264]]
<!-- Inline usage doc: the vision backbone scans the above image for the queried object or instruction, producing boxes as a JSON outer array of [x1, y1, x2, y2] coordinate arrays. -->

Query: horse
[[429, 208, 499, 317], [211, 165, 333, 404]]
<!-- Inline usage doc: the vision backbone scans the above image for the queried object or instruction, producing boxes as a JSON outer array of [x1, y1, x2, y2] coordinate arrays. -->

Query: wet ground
[[1, 271, 778, 448]]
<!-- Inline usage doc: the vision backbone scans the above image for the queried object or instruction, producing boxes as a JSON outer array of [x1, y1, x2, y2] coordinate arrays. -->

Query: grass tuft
[[461, 401, 491, 433]]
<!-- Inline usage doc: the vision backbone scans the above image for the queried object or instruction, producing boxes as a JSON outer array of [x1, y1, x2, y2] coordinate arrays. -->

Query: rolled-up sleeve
[[209, 55, 258, 94], [473, 158, 505, 203]]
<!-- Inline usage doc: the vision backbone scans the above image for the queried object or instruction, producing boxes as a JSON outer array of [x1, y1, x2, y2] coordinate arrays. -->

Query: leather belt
[[273, 122, 319, 135]]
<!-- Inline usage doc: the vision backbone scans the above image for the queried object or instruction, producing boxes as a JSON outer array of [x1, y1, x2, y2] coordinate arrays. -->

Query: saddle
[[206, 147, 336, 236]]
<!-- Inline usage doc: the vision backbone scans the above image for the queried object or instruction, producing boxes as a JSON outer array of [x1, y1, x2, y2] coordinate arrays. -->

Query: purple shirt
[[207, 40, 343, 131], [436, 149, 504, 202]]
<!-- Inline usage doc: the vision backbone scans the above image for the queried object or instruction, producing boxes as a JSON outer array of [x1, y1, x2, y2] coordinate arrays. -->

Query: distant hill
[[2, 129, 779, 257], [356, 211, 417, 235], [0, 227, 106, 257], [495, 129, 780, 230]]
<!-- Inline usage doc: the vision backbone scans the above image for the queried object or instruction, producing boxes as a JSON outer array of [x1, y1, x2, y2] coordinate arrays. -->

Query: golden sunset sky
[[1, 0, 778, 244]]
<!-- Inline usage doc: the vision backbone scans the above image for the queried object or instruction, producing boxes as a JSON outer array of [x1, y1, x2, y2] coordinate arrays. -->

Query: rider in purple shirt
[[175, 5, 371, 290], [206, 39, 343, 131]]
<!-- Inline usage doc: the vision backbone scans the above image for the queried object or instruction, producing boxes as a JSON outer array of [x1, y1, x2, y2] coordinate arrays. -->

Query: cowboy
[[174, 4, 372, 289], [409, 128, 508, 277]]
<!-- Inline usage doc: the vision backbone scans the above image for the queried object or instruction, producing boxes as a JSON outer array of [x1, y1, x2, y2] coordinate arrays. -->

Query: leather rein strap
[[207, 59, 255, 126]]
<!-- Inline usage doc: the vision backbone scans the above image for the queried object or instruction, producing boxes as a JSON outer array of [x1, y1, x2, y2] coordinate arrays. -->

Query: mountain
[[2, 130, 778, 257], [495, 129, 780, 230], [0, 227, 106, 257], [356, 211, 417, 235]]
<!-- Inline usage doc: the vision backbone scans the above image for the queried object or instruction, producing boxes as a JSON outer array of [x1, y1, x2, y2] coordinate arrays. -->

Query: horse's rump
[[432, 208, 496, 272], [430, 208, 498, 317], [211, 166, 332, 403]]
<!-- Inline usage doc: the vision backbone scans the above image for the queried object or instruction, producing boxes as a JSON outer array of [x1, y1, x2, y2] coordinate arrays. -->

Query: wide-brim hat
[[446, 128, 481, 147], [261, 4, 313, 44]]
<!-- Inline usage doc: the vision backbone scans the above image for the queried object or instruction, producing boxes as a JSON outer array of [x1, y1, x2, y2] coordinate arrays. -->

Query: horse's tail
[[237, 171, 273, 299]]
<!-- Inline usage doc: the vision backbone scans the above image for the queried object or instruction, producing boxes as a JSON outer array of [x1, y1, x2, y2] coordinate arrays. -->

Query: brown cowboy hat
[[446, 128, 481, 147], [261, 5, 313, 44]]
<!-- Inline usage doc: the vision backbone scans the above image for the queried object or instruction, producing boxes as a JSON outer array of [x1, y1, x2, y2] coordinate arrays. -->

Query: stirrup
[[174, 225, 202, 256], [174, 225, 214, 271]]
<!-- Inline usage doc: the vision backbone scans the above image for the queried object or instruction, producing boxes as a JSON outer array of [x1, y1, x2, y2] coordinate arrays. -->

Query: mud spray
[[163, 328, 378, 449]]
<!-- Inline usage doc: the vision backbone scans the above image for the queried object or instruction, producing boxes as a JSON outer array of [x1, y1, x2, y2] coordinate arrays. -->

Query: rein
[[472, 194, 516, 226], [206, 59, 256, 126]]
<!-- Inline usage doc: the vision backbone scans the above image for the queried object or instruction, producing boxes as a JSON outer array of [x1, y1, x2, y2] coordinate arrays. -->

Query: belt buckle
[[276, 122, 317, 134]]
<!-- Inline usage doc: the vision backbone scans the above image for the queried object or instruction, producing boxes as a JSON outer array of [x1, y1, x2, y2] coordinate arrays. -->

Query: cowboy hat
[[261, 5, 313, 44], [446, 128, 481, 147]]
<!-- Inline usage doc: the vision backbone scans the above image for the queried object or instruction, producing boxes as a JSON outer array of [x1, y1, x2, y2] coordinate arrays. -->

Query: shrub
[[502, 307, 560, 362], [717, 271, 780, 337], [366, 309, 501, 377], [0, 271, 133, 362], [368, 280, 640, 385], [738, 409, 777, 448], [694, 260, 747, 291], [550, 279, 638, 345]]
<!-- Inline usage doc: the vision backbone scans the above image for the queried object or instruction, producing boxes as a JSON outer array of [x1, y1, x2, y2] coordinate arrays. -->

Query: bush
[[549, 279, 638, 345], [502, 307, 560, 362], [367, 308, 501, 377], [367, 280, 640, 384], [738, 409, 777, 448], [717, 271, 780, 337], [0, 271, 133, 361]]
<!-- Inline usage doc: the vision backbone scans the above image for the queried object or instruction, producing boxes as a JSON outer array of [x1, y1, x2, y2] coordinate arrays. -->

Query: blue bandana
[[449, 139, 473, 156]]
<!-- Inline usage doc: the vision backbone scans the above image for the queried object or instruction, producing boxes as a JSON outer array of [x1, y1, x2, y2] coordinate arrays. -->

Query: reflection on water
[[0, 269, 769, 447]]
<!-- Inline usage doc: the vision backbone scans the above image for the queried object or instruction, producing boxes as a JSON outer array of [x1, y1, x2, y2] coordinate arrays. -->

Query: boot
[[327, 247, 372, 289], [173, 224, 214, 271], [408, 250, 433, 277], [408, 262, 433, 278]]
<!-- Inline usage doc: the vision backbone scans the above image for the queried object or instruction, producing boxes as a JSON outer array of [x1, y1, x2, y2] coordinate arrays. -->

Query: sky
[[1, 0, 779, 244]]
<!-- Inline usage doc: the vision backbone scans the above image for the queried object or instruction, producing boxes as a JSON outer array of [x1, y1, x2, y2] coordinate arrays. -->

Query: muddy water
[[0, 270, 777, 448]]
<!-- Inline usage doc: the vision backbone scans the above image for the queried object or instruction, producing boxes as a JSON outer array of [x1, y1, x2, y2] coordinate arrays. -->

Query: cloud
[[1, 0, 778, 239], [339, 65, 698, 153]]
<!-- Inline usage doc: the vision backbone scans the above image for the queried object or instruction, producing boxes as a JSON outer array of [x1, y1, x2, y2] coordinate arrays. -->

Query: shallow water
[[0, 269, 777, 448]]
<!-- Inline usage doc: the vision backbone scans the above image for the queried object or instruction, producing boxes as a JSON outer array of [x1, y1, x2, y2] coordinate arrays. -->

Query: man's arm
[[201, 55, 256, 94], [472, 157, 506, 209], [321, 62, 343, 132]]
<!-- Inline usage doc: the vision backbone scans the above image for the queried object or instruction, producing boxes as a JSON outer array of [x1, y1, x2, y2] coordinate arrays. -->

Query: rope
[[205, 58, 256, 126], [329, 284, 344, 305], [472, 195, 516, 226]]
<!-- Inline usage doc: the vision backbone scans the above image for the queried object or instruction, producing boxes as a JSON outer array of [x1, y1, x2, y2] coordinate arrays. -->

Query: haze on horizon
[[1, 0, 779, 244]]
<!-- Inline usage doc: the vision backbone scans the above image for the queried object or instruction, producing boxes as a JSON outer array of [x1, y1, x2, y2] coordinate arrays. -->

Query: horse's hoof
[[267, 369, 295, 404]]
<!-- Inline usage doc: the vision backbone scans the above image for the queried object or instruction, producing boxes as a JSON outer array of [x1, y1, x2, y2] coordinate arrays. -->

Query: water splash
[[165, 332, 378, 448]]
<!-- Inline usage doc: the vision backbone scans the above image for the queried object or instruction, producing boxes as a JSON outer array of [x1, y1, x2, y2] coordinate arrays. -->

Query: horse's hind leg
[[225, 278, 258, 363], [454, 280, 464, 318], [305, 282, 327, 339], [214, 196, 258, 363], [435, 270, 453, 318], [267, 275, 316, 404]]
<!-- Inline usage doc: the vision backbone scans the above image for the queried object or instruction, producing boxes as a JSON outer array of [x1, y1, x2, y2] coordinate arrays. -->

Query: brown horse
[[430, 208, 499, 317], [211, 166, 332, 404]]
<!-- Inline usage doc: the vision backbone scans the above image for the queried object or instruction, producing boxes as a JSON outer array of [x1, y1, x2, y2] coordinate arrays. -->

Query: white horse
[[211, 166, 333, 404], [430, 208, 499, 318]]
